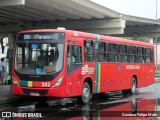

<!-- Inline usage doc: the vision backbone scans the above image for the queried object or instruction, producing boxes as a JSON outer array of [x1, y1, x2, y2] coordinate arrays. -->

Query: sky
[[90, 0, 160, 20]]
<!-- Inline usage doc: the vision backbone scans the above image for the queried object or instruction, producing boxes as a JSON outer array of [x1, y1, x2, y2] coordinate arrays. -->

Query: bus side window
[[118, 44, 127, 63], [67, 45, 76, 66], [151, 49, 154, 63], [137, 47, 144, 63], [128, 46, 136, 63], [84, 40, 94, 62], [107, 43, 117, 62], [145, 48, 152, 63], [67, 44, 82, 75], [94, 42, 107, 62]]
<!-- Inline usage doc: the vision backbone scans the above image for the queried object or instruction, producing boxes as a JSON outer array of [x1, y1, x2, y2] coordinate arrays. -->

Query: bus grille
[[21, 89, 49, 96]]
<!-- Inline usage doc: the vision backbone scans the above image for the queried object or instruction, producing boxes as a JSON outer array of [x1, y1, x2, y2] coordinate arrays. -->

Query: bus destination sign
[[24, 34, 57, 40], [18, 32, 64, 40]]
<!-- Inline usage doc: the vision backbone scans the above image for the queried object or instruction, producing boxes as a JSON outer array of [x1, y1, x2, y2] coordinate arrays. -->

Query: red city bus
[[12, 28, 155, 104]]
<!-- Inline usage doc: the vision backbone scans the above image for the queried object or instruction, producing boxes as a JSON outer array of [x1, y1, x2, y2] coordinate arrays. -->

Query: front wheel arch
[[77, 77, 93, 104], [83, 77, 93, 94], [77, 82, 91, 104]]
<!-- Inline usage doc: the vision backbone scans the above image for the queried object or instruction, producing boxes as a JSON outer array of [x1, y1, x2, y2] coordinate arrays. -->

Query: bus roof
[[18, 29, 154, 48]]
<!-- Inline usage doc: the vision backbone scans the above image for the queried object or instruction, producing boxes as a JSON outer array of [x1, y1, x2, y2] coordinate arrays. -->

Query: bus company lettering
[[82, 65, 95, 75], [126, 65, 140, 70]]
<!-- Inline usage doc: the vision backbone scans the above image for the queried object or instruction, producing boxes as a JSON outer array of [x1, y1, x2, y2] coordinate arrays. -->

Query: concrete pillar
[[0, 0, 25, 6], [8, 33, 15, 77], [149, 38, 154, 44], [153, 37, 160, 72], [8, 33, 15, 51]]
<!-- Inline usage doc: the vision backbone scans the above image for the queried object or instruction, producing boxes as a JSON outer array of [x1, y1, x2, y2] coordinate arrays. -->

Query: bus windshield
[[15, 42, 64, 75]]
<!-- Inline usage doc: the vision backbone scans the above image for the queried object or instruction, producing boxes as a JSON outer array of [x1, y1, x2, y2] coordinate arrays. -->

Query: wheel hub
[[82, 88, 89, 100]]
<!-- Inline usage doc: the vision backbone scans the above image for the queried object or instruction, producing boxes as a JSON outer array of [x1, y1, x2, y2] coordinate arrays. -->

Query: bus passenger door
[[66, 44, 82, 96]]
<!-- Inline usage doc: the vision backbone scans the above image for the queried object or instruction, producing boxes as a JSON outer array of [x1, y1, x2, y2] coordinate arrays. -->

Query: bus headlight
[[12, 76, 19, 86], [52, 77, 63, 88]]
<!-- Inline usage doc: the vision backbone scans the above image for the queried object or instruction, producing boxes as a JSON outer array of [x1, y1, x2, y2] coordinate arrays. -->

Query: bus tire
[[131, 77, 136, 95], [77, 82, 91, 104], [122, 77, 137, 95]]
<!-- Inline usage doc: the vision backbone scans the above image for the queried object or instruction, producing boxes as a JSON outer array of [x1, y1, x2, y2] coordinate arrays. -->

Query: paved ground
[[0, 85, 32, 104], [0, 85, 22, 104], [0, 78, 160, 105], [0, 83, 160, 119]]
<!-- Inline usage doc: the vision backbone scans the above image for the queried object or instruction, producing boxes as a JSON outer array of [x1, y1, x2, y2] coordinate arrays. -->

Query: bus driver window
[[67, 45, 76, 67]]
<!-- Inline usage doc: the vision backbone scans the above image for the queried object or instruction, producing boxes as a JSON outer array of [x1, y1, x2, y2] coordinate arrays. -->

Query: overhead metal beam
[[1, 20, 160, 37], [0, 19, 126, 34], [117, 25, 160, 37], [63, 19, 126, 29], [0, 0, 25, 6], [124, 26, 160, 34]]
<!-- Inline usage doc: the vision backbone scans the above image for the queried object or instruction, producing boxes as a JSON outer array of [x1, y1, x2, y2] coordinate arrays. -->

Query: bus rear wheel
[[122, 77, 137, 95], [131, 77, 136, 94], [77, 82, 91, 104]]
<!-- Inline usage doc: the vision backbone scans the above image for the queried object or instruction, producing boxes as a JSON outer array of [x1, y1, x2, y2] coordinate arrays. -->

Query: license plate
[[30, 92, 40, 96]]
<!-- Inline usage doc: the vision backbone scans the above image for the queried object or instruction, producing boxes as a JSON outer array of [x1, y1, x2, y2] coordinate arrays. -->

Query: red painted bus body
[[12, 29, 155, 103]]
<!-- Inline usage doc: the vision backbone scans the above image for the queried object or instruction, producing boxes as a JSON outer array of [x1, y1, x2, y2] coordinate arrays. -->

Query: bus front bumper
[[12, 85, 70, 98]]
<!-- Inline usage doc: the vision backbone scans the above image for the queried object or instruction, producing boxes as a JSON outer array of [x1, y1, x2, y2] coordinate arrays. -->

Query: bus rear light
[[52, 77, 63, 88], [12, 76, 19, 86]]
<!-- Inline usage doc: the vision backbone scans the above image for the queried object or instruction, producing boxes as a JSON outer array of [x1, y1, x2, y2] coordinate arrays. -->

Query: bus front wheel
[[77, 82, 91, 104]]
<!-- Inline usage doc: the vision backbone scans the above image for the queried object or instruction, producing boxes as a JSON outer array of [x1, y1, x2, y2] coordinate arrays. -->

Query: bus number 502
[[42, 82, 50, 87]]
